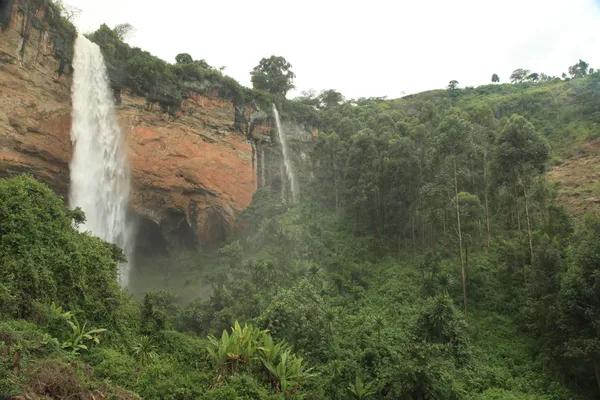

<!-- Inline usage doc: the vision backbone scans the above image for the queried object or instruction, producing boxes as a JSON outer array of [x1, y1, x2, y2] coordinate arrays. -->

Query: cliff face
[[0, 2, 262, 252]]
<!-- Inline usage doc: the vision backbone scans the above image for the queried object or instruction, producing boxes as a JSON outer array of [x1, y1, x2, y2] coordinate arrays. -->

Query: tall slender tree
[[431, 115, 476, 321], [492, 115, 549, 269]]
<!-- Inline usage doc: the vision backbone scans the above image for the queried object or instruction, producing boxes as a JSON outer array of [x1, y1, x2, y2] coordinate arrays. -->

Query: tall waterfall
[[272, 104, 298, 200], [70, 35, 133, 286]]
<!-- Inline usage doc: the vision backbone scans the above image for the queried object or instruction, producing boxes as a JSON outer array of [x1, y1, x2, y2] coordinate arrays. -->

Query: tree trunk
[[421, 219, 425, 254], [372, 196, 378, 235], [12, 350, 20, 376], [594, 357, 600, 390], [465, 243, 469, 281], [479, 154, 490, 249], [485, 193, 491, 251], [333, 153, 339, 213], [381, 190, 385, 235], [515, 185, 524, 269], [521, 177, 535, 269], [454, 157, 468, 323], [412, 217, 417, 253], [443, 210, 447, 236]]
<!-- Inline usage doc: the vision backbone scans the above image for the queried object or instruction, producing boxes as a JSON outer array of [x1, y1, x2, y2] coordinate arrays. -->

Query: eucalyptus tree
[[510, 68, 531, 83], [469, 105, 496, 249], [430, 115, 477, 321], [114, 23, 135, 41], [318, 89, 345, 109], [447, 80, 459, 102], [526, 72, 540, 82], [568, 59, 589, 78], [454, 192, 485, 259], [492, 115, 549, 268], [384, 135, 420, 248], [344, 129, 384, 234], [314, 131, 345, 213]]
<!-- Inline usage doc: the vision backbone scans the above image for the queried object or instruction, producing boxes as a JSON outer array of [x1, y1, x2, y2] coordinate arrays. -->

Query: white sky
[[68, 0, 600, 100]]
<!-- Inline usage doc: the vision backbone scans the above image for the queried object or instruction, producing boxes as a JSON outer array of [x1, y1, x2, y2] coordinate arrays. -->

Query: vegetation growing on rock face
[[85, 24, 275, 116]]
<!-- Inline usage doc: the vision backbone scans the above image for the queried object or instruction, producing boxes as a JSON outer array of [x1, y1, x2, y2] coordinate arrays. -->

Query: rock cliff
[[0, 1, 287, 254]]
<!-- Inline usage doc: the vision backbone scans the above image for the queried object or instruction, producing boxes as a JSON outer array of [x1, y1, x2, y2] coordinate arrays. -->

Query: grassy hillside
[[387, 77, 600, 217]]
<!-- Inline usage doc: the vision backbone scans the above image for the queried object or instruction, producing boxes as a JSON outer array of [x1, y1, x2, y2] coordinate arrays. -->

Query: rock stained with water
[[272, 104, 298, 200]]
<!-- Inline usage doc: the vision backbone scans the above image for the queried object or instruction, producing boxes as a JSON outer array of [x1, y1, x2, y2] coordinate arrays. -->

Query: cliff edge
[[0, 0, 262, 253]]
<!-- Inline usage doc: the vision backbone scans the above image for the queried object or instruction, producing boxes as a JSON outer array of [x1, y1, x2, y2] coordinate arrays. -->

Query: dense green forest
[[3, 14, 600, 400]]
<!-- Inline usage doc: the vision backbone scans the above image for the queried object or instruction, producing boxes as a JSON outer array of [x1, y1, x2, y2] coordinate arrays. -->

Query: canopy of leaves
[[250, 56, 296, 96], [510, 68, 531, 83], [492, 114, 549, 185]]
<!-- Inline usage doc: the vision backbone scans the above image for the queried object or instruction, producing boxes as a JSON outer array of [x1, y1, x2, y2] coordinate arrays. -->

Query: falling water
[[272, 104, 298, 200], [70, 35, 133, 286]]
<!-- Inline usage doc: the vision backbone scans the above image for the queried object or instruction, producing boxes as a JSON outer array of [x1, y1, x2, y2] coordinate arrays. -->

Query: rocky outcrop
[[123, 94, 257, 251], [0, 0, 316, 255], [0, 0, 73, 195], [0, 2, 260, 252]]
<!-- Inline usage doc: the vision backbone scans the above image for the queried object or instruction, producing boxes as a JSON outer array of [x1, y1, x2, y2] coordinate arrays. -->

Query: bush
[[201, 375, 277, 400], [0, 176, 123, 326], [84, 347, 136, 386]]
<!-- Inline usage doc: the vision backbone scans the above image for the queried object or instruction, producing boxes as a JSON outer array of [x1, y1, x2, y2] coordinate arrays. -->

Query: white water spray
[[70, 35, 133, 286], [272, 104, 298, 199]]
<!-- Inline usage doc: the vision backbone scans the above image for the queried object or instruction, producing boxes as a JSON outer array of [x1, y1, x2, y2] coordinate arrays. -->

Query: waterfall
[[69, 35, 133, 286], [272, 104, 298, 200]]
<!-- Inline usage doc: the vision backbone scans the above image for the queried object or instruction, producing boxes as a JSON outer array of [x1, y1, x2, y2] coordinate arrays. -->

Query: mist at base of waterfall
[[126, 251, 214, 305]]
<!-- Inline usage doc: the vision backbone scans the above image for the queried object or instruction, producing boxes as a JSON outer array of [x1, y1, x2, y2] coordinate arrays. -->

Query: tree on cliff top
[[175, 53, 193, 64], [53, 0, 81, 22], [250, 56, 295, 97], [114, 23, 135, 41]]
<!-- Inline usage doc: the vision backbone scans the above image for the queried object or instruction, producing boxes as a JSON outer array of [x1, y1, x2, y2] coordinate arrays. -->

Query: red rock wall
[[0, 3, 257, 250]]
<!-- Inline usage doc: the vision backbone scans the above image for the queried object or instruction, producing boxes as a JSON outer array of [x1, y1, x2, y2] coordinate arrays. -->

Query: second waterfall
[[272, 104, 298, 200], [70, 35, 133, 286]]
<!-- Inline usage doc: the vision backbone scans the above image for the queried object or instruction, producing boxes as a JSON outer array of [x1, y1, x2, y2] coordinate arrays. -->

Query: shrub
[[0, 176, 123, 325]]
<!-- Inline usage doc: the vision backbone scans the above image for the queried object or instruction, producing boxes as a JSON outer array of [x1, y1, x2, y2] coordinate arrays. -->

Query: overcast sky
[[68, 0, 600, 100]]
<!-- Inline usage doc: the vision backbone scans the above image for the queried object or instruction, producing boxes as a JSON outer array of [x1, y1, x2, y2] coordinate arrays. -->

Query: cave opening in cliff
[[127, 211, 206, 299], [164, 210, 198, 252], [132, 215, 170, 260]]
